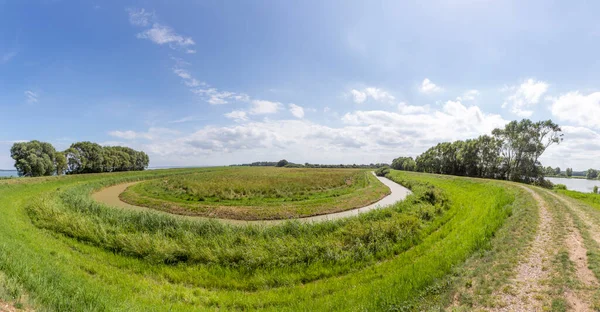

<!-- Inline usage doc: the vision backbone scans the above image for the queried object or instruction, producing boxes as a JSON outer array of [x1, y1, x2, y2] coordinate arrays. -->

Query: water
[[0, 170, 18, 178], [547, 177, 600, 193]]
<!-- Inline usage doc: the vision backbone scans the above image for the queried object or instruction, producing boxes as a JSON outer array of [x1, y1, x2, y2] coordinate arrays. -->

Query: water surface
[[547, 177, 600, 193]]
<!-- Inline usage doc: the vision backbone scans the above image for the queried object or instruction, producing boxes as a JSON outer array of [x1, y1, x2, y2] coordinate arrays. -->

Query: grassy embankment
[[0, 168, 534, 311], [119, 167, 390, 220]]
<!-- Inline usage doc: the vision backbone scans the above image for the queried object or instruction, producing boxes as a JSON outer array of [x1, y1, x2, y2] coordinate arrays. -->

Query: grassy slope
[[119, 167, 390, 220], [0, 168, 532, 311]]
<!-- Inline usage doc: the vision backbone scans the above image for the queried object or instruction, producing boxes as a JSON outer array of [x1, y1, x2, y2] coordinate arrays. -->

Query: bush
[[553, 184, 567, 190], [375, 166, 390, 177]]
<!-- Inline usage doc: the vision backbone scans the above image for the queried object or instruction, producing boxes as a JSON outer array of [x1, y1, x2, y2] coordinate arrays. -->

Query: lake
[[547, 177, 600, 193]]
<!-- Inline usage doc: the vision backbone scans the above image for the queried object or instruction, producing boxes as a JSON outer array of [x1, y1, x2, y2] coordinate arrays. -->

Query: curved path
[[92, 174, 412, 226]]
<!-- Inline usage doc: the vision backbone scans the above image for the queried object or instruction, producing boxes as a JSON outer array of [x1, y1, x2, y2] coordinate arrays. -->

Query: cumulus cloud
[[350, 89, 367, 103], [397, 102, 429, 114], [539, 125, 600, 169], [224, 110, 248, 122], [250, 100, 282, 115], [115, 98, 509, 167], [420, 78, 442, 93], [502, 79, 549, 117], [549, 91, 600, 128], [289, 104, 305, 118], [349, 87, 395, 103]]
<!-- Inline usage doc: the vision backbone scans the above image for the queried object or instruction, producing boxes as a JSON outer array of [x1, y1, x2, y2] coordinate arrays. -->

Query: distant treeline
[[10, 140, 149, 177], [385, 119, 563, 185], [231, 159, 389, 169]]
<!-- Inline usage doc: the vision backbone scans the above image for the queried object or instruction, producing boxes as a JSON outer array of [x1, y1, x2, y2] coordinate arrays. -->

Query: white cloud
[[108, 128, 179, 140], [192, 88, 249, 105], [250, 100, 282, 115], [137, 23, 195, 50], [540, 125, 600, 169], [503, 78, 549, 117], [224, 110, 249, 122], [24, 90, 38, 103], [289, 104, 305, 118], [350, 87, 395, 103], [420, 78, 442, 93], [350, 89, 367, 103], [397, 102, 429, 114], [550, 91, 600, 128], [127, 8, 154, 27], [118, 98, 509, 167], [458, 89, 479, 101], [324, 107, 331, 113]]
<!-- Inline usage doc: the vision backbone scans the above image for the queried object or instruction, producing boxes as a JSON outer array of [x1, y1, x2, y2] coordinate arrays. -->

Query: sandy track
[[492, 186, 600, 311], [91, 174, 412, 225], [494, 187, 554, 311]]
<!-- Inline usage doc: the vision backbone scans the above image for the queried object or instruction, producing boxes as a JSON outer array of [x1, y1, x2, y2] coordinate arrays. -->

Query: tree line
[[388, 119, 563, 184], [232, 160, 389, 169], [10, 140, 149, 177]]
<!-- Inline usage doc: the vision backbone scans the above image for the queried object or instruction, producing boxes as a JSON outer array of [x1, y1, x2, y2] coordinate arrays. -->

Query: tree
[[492, 119, 562, 182], [10, 141, 57, 177], [554, 167, 561, 175], [586, 169, 598, 180], [55, 152, 67, 175], [276, 159, 289, 167], [566, 168, 573, 177]]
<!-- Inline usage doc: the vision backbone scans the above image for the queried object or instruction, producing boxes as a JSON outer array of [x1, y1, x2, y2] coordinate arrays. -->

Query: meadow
[[119, 167, 390, 220], [0, 167, 535, 311]]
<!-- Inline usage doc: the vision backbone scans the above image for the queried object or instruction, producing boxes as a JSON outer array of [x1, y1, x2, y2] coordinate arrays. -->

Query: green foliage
[[64, 142, 149, 174], [553, 184, 567, 190], [11, 140, 149, 177], [10, 140, 57, 177], [587, 168, 599, 180], [594, 186, 598, 194], [391, 156, 416, 171], [0, 168, 523, 310], [566, 167, 573, 177], [414, 119, 562, 184], [120, 167, 389, 220], [375, 166, 390, 177], [276, 159, 289, 167]]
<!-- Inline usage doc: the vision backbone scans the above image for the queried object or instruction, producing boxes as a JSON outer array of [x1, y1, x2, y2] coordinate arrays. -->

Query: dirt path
[[491, 186, 600, 311], [91, 174, 412, 225], [494, 187, 555, 311]]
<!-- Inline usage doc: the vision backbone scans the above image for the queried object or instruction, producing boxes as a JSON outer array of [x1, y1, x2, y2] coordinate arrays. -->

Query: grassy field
[[119, 167, 390, 220], [0, 168, 534, 311]]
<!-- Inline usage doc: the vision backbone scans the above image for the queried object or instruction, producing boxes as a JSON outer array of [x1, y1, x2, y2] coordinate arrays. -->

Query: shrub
[[553, 184, 567, 190]]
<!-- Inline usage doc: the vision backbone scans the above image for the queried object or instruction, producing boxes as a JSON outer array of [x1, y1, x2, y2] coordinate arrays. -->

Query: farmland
[[0, 167, 544, 311]]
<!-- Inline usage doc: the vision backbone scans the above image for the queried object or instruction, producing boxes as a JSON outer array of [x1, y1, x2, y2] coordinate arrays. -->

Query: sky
[[1, 0, 600, 170]]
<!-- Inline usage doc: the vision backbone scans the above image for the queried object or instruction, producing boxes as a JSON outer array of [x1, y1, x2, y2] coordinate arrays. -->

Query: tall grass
[[120, 167, 390, 220], [0, 168, 526, 311]]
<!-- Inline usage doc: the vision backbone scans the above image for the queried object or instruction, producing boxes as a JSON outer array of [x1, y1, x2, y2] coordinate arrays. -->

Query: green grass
[[0, 168, 532, 311], [119, 167, 390, 220]]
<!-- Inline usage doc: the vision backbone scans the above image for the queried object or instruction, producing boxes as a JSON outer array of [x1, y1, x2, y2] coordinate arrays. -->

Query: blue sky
[[1, 0, 600, 169]]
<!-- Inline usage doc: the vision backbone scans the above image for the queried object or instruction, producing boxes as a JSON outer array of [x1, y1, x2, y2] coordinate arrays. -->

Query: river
[[0, 170, 18, 178], [547, 177, 600, 193]]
